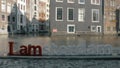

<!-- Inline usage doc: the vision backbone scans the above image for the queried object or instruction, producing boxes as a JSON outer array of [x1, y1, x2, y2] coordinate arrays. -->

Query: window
[[8, 16, 10, 22], [20, 15, 23, 23], [35, 0, 37, 4], [78, 0, 85, 4], [2, 26, 5, 30], [2, 15, 5, 21], [34, 12, 37, 18], [78, 8, 85, 22], [34, 15, 36, 18], [91, 26, 96, 32], [1, 0, 6, 12], [91, 0, 100, 5], [12, 17, 15, 22], [68, 0, 75, 3], [91, 26, 102, 33], [1, 4, 6, 12], [34, 6, 37, 11], [92, 9, 99, 22], [34, 12, 37, 15], [21, 5, 22, 10], [7, 3, 11, 13], [67, 8, 74, 21], [96, 26, 101, 32], [109, 16, 115, 21], [110, 0, 115, 6], [67, 25, 75, 33], [56, 7, 63, 21], [56, 0, 63, 2]]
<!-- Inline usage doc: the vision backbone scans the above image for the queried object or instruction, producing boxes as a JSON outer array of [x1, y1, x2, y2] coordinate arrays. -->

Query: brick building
[[0, 0, 16, 34], [50, 0, 103, 36], [28, 0, 50, 33], [0, 0, 50, 34], [104, 0, 120, 35]]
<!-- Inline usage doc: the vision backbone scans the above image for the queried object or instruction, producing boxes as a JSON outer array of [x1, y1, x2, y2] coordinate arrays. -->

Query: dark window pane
[[35, 0, 36, 4], [68, 9, 73, 20], [12, 17, 15, 22], [57, 8, 62, 20], [34, 6, 37, 10], [8, 16, 10, 21], [69, 26, 74, 32], [20, 15, 23, 23], [80, 0, 85, 3], [93, 10, 99, 21], [2, 15, 5, 21]]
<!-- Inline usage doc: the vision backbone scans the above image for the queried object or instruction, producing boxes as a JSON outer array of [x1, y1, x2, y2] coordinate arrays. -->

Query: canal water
[[0, 35, 120, 68]]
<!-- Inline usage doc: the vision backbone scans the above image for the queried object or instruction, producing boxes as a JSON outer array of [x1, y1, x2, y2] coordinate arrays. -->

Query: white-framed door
[[96, 26, 101, 32]]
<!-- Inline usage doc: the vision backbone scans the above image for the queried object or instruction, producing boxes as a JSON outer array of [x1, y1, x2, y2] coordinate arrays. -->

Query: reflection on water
[[0, 35, 120, 56], [51, 35, 120, 46]]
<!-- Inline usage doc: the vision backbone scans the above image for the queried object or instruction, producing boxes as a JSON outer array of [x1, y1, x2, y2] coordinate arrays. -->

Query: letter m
[[28, 45, 42, 56]]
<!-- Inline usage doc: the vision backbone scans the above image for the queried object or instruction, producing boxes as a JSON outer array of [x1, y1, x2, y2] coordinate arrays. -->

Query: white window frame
[[96, 26, 101, 32], [91, 0, 100, 5], [78, 0, 85, 4], [78, 8, 85, 22], [67, 0, 75, 3], [67, 8, 74, 22], [56, 7, 63, 21], [91, 26, 96, 32], [67, 24, 75, 33], [56, 0, 63, 2], [92, 9, 99, 22]]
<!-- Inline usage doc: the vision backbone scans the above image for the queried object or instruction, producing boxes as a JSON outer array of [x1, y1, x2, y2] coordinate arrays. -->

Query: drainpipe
[[116, 6, 120, 35]]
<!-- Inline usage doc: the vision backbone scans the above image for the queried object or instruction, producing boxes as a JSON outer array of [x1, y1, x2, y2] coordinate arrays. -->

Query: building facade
[[7, 0, 27, 34], [0, 0, 15, 34], [50, 0, 103, 36], [28, 0, 50, 33], [38, 0, 50, 33], [39, 0, 50, 21], [0, 0, 50, 34], [104, 0, 120, 35]]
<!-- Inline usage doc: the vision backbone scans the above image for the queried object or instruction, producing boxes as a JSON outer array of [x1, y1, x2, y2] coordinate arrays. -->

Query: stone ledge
[[1, 56, 120, 59]]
